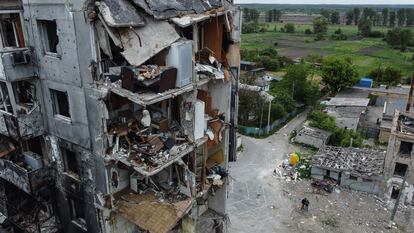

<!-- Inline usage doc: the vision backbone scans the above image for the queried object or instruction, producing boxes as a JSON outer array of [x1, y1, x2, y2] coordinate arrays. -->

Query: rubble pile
[[398, 115, 414, 135], [107, 110, 192, 173], [312, 146, 386, 177]]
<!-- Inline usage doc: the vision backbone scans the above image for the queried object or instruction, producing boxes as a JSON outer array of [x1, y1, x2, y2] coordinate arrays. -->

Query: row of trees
[[345, 8, 414, 27], [242, 8, 260, 22], [266, 9, 283, 23]]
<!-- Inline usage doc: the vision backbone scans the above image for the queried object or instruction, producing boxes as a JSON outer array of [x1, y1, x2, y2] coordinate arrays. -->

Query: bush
[[334, 28, 342, 35], [331, 33, 348, 40], [259, 56, 280, 71], [309, 111, 336, 132], [274, 42, 278, 47], [369, 30, 384, 38], [305, 28, 313, 34], [412, 54, 414, 61], [370, 66, 402, 86], [315, 33, 325, 41], [284, 23, 295, 33], [242, 22, 259, 34]]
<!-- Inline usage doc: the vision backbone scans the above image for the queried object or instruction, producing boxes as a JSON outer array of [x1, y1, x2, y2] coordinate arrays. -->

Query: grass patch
[[242, 24, 414, 78]]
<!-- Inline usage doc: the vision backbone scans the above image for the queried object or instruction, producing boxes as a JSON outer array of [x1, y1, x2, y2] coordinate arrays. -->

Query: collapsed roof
[[130, 0, 225, 19], [312, 146, 386, 177]]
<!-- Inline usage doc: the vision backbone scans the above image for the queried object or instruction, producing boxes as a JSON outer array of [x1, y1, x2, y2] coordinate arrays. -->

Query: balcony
[[0, 152, 52, 195], [0, 109, 44, 140], [0, 48, 35, 82]]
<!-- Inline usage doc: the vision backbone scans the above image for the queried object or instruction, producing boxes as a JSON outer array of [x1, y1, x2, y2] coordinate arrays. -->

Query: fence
[[238, 108, 303, 136]]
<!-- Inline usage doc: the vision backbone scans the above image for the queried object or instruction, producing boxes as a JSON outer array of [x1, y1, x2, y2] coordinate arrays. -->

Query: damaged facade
[[0, 0, 240, 232], [384, 111, 414, 204]]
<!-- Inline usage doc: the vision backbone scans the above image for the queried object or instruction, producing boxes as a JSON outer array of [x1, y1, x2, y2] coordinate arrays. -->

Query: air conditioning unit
[[12, 50, 31, 65]]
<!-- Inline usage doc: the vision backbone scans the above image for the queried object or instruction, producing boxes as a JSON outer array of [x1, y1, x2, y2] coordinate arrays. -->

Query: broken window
[[62, 148, 79, 178], [0, 82, 12, 113], [0, 13, 24, 49], [13, 80, 36, 113], [393, 163, 408, 177], [399, 141, 413, 156], [391, 186, 400, 199], [50, 89, 70, 119], [38, 20, 58, 54], [68, 197, 86, 225], [349, 175, 358, 181]]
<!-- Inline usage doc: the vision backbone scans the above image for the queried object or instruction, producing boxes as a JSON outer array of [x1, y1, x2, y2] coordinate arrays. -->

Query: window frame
[[50, 88, 71, 122], [37, 19, 59, 57]]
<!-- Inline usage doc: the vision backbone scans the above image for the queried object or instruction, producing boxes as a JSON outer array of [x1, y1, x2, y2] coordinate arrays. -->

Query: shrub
[[309, 111, 336, 132], [305, 28, 313, 34], [369, 30, 384, 38], [334, 28, 342, 34], [331, 33, 348, 40], [315, 33, 325, 41], [284, 23, 295, 33], [274, 42, 278, 47]]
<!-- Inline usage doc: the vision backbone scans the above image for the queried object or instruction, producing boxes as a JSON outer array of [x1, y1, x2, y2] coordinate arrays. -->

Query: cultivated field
[[242, 23, 414, 77]]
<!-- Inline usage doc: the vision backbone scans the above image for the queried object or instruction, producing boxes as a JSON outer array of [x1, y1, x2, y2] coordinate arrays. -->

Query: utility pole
[[406, 73, 414, 112], [267, 99, 272, 134], [389, 170, 409, 228]]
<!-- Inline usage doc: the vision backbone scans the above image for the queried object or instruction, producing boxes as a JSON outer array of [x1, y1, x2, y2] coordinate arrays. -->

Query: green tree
[[406, 9, 414, 27], [279, 65, 319, 105], [397, 8, 406, 26], [353, 8, 361, 25], [358, 19, 372, 37], [321, 57, 359, 93], [267, 10, 273, 22], [389, 11, 396, 27], [346, 10, 354, 25], [309, 111, 336, 132], [284, 23, 295, 33], [330, 11, 340, 24], [386, 27, 413, 51], [273, 9, 282, 22], [320, 9, 331, 19], [382, 8, 389, 26], [313, 16, 329, 40], [370, 66, 402, 86]]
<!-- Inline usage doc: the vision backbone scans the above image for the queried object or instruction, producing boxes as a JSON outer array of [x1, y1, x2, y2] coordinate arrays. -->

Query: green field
[[242, 23, 414, 77]]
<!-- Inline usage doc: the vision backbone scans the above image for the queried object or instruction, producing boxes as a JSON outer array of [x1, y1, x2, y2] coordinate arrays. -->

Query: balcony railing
[[0, 48, 35, 82], [0, 109, 44, 140], [0, 157, 52, 195]]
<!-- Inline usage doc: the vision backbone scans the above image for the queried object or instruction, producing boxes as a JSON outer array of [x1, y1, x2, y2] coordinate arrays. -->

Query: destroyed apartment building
[[0, 0, 240, 232], [384, 111, 414, 204], [311, 146, 386, 195]]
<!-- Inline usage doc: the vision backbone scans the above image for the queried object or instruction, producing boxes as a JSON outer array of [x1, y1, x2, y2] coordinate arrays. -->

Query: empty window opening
[[63, 148, 79, 177], [394, 163, 408, 177], [391, 186, 400, 199], [50, 89, 70, 119], [68, 197, 86, 226], [38, 20, 58, 54], [349, 175, 358, 181], [399, 141, 413, 156], [13, 81, 36, 113], [0, 13, 24, 49], [0, 82, 12, 113]]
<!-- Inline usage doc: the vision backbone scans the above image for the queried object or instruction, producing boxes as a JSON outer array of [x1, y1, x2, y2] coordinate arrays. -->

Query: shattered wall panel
[[109, 17, 180, 66], [98, 0, 145, 27]]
